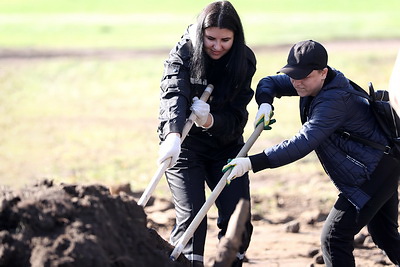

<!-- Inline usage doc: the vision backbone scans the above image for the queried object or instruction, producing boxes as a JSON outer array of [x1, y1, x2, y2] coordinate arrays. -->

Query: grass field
[[0, 1, 399, 193], [0, 0, 399, 48]]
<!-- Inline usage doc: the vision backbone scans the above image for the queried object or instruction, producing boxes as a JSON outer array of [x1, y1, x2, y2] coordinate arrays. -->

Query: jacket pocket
[[163, 63, 180, 78], [160, 63, 183, 93], [345, 154, 370, 186]]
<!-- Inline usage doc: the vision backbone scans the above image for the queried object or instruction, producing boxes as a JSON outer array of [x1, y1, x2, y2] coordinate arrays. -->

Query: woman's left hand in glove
[[191, 97, 213, 128]]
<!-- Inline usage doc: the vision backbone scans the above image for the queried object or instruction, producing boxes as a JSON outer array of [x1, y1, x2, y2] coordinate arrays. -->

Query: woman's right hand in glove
[[158, 133, 181, 168]]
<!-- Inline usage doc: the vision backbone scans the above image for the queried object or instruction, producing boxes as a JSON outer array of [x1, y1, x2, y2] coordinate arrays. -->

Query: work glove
[[254, 103, 276, 130], [191, 97, 210, 127], [158, 133, 181, 168], [222, 157, 252, 184]]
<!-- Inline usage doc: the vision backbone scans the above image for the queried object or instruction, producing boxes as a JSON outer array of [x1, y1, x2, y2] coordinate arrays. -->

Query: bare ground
[[145, 171, 398, 267]]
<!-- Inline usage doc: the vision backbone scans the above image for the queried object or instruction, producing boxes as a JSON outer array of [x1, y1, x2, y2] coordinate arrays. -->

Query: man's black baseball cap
[[278, 40, 328, 79]]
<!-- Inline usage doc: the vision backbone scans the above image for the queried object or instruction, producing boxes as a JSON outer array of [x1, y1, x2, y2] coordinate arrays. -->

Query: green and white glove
[[222, 157, 252, 184], [254, 103, 276, 130]]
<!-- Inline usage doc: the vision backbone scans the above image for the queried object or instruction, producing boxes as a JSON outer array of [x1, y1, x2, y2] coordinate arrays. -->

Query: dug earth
[[0, 180, 189, 267]]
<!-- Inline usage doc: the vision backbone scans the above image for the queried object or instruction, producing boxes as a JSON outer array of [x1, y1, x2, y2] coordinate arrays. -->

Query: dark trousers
[[321, 154, 400, 266], [166, 143, 253, 265]]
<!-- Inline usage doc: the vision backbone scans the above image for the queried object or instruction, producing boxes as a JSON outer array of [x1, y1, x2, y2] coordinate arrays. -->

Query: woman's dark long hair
[[191, 1, 248, 99]]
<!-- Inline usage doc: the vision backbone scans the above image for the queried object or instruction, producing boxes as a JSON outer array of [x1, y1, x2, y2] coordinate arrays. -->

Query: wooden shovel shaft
[[138, 84, 214, 207], [170, 122, 264, 260]]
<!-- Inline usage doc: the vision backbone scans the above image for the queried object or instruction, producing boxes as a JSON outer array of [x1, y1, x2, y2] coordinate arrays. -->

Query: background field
[[1, 0, 400, 49], [1, 0, 399, 197]]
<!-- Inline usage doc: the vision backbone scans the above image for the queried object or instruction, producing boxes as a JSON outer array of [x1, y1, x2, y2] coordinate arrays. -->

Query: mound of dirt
[[0, 180, 188, 267]]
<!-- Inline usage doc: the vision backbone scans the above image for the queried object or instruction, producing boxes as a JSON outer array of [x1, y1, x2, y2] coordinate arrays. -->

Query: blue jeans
[[321, 154, 400, 266]]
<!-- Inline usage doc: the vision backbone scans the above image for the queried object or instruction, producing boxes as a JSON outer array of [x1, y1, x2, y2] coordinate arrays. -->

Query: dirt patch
[[0, 180, 188, 267]]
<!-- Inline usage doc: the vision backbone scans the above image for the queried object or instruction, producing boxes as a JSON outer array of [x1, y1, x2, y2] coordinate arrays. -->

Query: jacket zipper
[[345, 155, 366, 169], [346, 154, 371, 183]]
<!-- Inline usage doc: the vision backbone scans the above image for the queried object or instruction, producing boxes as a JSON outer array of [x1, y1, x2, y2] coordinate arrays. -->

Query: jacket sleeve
[[251, 89, 349, 172], [158, 30, 193, 141], [255, 75, 298, 106]]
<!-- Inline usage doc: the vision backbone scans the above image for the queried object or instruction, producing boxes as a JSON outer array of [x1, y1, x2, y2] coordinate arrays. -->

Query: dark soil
[[0, 180, 188, 267]]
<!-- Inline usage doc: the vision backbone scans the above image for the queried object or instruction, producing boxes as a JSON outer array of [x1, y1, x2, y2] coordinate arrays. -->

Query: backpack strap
[[336, 129, 393, 154], [347, 80, 370, 99], [336, 80, 393, 155]]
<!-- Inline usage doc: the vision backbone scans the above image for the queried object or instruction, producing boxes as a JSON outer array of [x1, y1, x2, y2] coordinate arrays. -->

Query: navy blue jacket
[[250, 68, 389, 210]]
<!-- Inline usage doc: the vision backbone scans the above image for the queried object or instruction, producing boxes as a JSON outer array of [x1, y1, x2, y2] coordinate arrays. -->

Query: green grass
[[0, 0, 399, 48], [2, 0, 399, 14], [0, 58, 162, 189]]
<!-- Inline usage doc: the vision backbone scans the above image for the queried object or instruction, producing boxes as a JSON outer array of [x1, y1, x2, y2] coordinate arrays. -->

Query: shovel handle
[[137, 84, 214, 207], [170, 122, 264, 260], [137, 159, 171, 206]]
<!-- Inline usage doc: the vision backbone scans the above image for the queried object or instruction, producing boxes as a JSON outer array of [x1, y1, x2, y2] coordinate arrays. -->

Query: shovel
[[169, 122, 264, 260], [138, 84, 214, 207]]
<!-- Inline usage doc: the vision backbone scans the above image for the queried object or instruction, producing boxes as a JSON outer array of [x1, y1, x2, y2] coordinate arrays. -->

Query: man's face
[[203, 27, 234, 60], [290, 68, 328, 97]]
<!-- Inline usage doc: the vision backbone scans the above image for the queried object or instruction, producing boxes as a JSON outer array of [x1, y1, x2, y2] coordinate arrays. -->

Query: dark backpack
[[337, 80, 400, 158]]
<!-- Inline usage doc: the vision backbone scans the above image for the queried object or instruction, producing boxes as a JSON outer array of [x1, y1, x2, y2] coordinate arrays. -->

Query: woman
[[156, 1, 256, 266], [225, 40, 400, 266]]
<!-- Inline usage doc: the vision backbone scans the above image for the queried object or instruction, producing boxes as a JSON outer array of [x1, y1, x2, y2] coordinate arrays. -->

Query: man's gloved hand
[[222, 157, 252, 184], [254, 103, 276, 130], [158, 133, 181, 168], [191, 97, 210, 127]]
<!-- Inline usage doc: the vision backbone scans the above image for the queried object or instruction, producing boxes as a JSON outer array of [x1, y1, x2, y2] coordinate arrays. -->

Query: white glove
[[191, 97, 210, 127], [158, 133, 181, 168], [254, 103, 273, 129], [222, 157, 252, 184]]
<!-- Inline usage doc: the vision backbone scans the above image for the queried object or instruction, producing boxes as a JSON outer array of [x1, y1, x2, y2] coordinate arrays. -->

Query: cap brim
[[277, 65, 313, 80]]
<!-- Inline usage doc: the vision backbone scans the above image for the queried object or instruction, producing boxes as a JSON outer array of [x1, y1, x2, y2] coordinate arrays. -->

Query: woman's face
[[203, 27, 234, 60]]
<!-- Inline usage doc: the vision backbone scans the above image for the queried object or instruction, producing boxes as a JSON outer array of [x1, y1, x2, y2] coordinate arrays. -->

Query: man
[[224, 40, 400, 266]]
